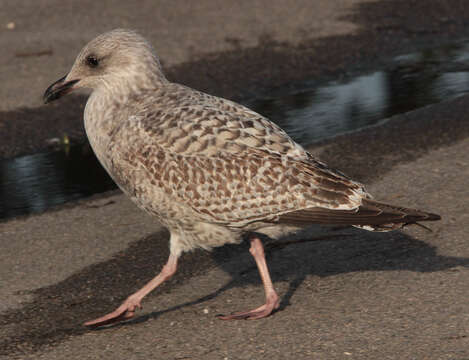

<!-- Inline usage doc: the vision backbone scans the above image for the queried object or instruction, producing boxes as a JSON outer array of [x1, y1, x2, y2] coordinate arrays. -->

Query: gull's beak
[[43, 75, 80, 104]]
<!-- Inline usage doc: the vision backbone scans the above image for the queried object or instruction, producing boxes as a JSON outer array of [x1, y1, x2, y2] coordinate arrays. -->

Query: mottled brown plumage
[[44, 29, 440, 326]]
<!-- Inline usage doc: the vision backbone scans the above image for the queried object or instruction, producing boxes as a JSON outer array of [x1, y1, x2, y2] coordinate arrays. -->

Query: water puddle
[[2, 41, 469, 220], [247, 42, 469, 144], [0, 146, 115, 219]]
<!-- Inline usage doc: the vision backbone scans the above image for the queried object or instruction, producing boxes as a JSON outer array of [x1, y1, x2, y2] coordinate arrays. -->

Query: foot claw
[[84, 309, 134, 327], [217, 300, 279, 321], [84, 298, 142, 327], [217, 291, 280, 320]]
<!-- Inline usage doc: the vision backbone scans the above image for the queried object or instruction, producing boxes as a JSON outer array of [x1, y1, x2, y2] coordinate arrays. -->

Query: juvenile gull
[[44, 29, 440, 326]]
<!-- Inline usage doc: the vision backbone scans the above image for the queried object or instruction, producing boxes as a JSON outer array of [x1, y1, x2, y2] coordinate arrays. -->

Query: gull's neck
[[85, 77, 154, 153], [102, 68, 168, 97]]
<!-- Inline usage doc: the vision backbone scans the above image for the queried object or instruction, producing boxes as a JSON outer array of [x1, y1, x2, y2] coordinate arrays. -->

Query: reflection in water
[[249, 42, 469, 145], [2, 41, 469, 219], [0, 146, 116, 219], [249, 72, 388, 144]]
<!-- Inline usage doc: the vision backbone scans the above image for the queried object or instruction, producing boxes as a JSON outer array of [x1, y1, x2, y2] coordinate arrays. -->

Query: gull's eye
[[86, 55, 99, 67]]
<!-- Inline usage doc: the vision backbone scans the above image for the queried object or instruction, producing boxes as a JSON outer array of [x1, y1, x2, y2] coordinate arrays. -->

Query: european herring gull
[[43, 29, 440, 326]]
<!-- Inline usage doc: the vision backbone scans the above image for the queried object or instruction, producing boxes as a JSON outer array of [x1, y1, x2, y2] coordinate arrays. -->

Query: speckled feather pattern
[[66, 29, 435, 256], [86, 82, 369, 252]]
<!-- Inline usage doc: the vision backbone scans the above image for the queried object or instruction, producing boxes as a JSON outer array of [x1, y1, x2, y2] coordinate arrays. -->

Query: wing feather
[[277, 199, 441, 229]]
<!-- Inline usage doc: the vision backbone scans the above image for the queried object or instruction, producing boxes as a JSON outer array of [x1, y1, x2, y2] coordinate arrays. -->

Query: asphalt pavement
[[1, 1, 469, 359]]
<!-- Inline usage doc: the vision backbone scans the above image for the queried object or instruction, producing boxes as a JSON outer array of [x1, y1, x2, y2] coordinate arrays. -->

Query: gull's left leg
[[218, 235, 280, 320], [84, 253, 178, 327]]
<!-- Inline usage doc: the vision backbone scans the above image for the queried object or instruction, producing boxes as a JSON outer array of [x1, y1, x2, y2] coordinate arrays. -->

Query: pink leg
[[84, 253, 178, 327], [218, 236, 280, 320]]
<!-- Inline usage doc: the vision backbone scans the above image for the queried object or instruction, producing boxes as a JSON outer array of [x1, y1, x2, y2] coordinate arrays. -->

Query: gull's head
[[44, 29, 165, 104]]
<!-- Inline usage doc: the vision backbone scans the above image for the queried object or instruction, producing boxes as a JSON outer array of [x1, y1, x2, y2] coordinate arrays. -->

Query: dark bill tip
[[43, 75, 79, 104]]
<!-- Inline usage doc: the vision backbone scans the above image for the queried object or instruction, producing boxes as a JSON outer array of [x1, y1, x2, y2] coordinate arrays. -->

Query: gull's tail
[[277, 199, 441, 232]]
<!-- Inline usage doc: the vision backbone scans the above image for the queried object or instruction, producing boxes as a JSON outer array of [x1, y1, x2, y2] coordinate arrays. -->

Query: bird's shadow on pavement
[[1, 225, 468, 355]]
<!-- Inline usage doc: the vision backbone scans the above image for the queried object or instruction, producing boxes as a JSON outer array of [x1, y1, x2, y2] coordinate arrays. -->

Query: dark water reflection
[[2, 41, 469, 219], [0, 146, 116, 219], [248, 72, 389, 144], [248, 42, 469, 144]]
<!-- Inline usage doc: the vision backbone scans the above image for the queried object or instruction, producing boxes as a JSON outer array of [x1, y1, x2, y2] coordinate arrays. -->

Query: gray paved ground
[[1, 1, 469, 359]]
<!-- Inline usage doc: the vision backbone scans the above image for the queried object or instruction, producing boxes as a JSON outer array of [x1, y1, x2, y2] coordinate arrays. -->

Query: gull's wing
[[107, 90, 369, 227]]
